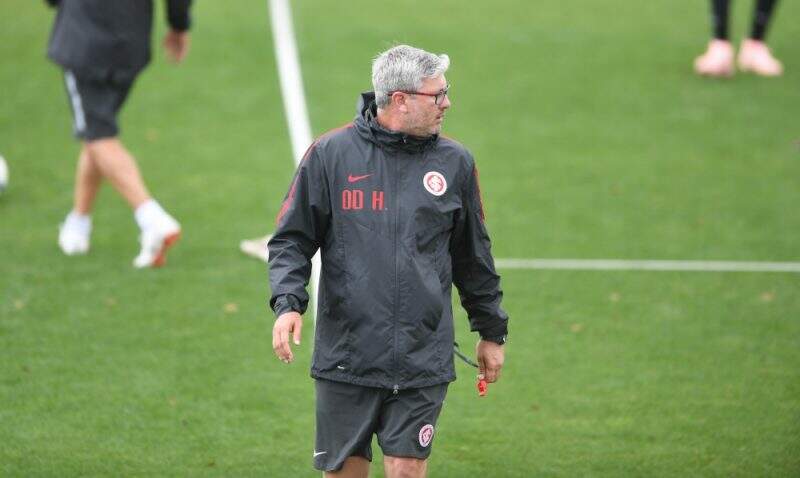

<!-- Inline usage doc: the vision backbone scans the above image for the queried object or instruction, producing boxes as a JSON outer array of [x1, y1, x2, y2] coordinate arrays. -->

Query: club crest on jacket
[[423, 171, 447, 196]]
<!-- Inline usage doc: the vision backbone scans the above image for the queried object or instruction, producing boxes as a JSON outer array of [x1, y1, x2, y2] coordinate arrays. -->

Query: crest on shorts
[[423, 171, 447, 196], [418, 424, 434, 447]]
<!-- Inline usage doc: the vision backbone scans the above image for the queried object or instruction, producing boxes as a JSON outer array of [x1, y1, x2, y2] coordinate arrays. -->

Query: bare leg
[[324, 456, 370, 478], [84, 138, 151, 209], [73, 145, 103, 214], [59, 145, 98, 255], [384, 456, 427, 478]]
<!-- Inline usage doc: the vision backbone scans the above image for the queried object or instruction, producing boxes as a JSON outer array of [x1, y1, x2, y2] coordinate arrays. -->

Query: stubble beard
[[406, 113, 442, 137]]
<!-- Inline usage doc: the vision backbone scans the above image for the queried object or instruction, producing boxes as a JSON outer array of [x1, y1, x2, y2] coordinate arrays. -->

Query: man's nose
[[440, 95, 451, 109]]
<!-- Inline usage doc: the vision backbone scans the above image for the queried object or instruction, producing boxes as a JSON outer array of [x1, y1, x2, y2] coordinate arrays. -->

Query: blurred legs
[[84, 138, 150, 209], [73, 145, 102, 214]]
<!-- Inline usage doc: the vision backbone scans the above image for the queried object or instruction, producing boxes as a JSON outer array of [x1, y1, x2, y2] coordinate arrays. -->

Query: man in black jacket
[[269, 45, 509, 477], [47, 0, 191, 268]]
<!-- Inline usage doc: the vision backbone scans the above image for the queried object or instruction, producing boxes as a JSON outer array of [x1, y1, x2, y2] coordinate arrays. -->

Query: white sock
[[134, 199, 170, 230], [64, 211, 92, 235]]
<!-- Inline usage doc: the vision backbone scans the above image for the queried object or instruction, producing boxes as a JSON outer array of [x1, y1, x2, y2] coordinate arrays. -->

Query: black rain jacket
[[268, 92, 509, 390], [46, 0, 191, 78]]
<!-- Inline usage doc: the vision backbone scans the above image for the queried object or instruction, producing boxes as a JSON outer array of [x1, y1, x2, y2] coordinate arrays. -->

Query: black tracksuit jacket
[[46, 0, 191, 78], [269, 93, 509, 391]]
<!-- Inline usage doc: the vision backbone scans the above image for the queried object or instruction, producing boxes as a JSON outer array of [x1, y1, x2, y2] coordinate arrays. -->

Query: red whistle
[[477, 378, 488, 397]]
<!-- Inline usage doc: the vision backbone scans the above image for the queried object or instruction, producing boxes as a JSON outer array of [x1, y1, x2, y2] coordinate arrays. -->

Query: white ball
[[0, 155, 7, 193]]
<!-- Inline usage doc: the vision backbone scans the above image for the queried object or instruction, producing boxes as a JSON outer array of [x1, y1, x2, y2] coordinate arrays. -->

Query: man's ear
[[392, 92, 409, 113]]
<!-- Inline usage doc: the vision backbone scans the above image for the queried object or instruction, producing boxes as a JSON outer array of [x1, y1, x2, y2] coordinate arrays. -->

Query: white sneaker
[[239, 234, 272, 262], [694, 39, 735, 77], [58, 212, 91, 255], [133, 216, 181, 268], [738, 39, 784, 77], [58, 225, 90, 255]]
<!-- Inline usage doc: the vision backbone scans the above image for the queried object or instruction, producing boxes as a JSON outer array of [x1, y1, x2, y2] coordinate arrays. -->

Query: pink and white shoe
[[694, 40, 735, 77], [239, 234, 272, 263], [738, 39, 783, 77]]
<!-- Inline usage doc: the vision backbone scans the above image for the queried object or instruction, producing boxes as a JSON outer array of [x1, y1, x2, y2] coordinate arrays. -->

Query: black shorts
[[62, 70, 136, 141], [314, 378, 448, 472]]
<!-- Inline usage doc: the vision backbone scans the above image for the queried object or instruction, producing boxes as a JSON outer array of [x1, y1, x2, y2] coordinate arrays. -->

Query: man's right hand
[[272, 311, 302, 363]]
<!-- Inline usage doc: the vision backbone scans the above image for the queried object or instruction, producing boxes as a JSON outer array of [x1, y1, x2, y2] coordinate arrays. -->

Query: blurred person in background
[[694, 0, 783, 77], [47, 0, 192, 268]]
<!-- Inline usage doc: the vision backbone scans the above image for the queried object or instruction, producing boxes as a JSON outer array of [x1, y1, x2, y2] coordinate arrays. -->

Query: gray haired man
[[269, 44, 509, 478]]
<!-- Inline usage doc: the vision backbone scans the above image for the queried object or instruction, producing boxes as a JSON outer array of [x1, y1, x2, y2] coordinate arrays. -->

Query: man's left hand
[[476, 339, 505, 383], [163, 30, 190, 63]]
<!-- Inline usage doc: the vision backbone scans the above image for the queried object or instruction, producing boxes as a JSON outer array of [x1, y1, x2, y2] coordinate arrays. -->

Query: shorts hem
[[314, 453, 373, 472], [76, 130, 119, 142], [380, 449, 433, 460]]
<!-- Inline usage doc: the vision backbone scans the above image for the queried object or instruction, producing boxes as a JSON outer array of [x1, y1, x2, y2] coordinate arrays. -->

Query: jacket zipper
[[392, 151, 400, 394]]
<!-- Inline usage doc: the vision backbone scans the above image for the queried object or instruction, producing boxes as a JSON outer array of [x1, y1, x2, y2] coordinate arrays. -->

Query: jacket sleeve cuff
[[166, 0, 191, 31], [272, 294, 302, 318], [478, 322, 508, 340]]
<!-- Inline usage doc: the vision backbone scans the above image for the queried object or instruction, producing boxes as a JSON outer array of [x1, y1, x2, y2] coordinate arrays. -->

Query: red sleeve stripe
[[275, 141, 316, 225], [275, 174, 300, 225], [274, 123, 354, 225]]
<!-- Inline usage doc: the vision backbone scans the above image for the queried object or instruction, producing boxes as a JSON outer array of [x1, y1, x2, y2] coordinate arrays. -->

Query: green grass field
[[2, 0, 799, 476]]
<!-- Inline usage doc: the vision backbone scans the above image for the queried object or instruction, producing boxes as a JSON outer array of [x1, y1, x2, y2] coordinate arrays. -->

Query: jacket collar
[[354, 92, 439, 153]]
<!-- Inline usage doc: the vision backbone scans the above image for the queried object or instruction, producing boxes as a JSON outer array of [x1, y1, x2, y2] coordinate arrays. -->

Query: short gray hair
[[372, 45, 450, 108]]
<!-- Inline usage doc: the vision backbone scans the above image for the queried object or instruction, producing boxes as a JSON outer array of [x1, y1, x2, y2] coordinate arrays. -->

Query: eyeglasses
[[390, 84, 450, 105]]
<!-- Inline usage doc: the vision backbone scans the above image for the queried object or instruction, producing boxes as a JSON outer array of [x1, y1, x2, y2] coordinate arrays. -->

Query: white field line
[[495, 258, 800, 273], [268, 0, 321, 321]]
